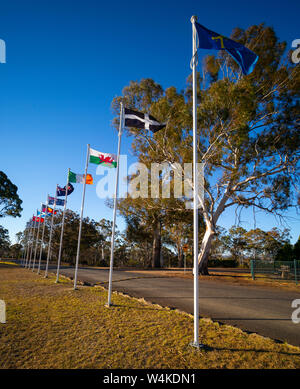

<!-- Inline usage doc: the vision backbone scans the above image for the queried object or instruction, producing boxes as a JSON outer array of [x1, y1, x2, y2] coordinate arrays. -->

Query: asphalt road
[[38, 264, 300, 347]]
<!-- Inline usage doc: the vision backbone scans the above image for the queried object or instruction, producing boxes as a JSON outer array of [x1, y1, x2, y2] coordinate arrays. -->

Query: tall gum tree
[[112, 24, 299, 274]]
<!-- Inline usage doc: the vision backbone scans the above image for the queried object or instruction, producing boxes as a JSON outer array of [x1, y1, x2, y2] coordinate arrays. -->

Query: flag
[[194, 22, 258, 75], [124, 108, 165, 133], [33, 216, 44, 223], [48, 197, 65, 206], [89, 148, 117, 168], [41, 205, 58, 214], [56, 183, 74, 197], [68, 171, 93, 185]]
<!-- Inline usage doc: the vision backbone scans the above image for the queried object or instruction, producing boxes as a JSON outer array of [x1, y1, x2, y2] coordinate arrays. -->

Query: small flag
[[48, 197, 65, 206], [41, 205, 58, 214], [89, 148, 117, 168], [124, 108, 165, 133], [68, 171, 93, 185], [33, 216, 44, 223], [56, 183, 74, 197], [194, 22, 258, 75]]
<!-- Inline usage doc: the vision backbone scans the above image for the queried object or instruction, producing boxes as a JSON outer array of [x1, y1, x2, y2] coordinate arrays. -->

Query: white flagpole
[[25, 222, 32, 268], [37, 199, 48, 275], [107, 102, 123, 307], [22, 228, 28, 266], [28, 216, 37, 269], [191, 15, 202, 348], [45, 189, 58, 278], [74, 145, 90, 290], [56, 168, 70, 283], [32, 208, 42, 272]]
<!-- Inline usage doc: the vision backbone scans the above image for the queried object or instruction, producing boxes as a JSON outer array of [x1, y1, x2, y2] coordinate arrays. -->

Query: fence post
[[294, 259, 298, 285], [251, 260, 255, 280]]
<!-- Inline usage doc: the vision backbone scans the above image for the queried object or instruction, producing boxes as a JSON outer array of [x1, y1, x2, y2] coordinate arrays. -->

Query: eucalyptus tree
[[0, 171, 22, 218], [112, 24, 300, 274]]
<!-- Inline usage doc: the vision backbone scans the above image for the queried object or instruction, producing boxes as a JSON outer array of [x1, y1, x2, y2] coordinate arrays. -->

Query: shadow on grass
[[106, 303, 164, 312], [195, 344, 300, 356]]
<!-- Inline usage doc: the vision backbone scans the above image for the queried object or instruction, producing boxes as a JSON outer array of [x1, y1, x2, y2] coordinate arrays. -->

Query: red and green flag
[[89, 147, 117, 168]]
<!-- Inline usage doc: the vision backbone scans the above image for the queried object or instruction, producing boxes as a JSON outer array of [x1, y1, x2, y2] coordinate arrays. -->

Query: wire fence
[[250, 260, 300, 285]]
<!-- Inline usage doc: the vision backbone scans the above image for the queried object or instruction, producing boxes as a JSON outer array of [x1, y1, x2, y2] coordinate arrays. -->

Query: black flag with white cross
[[124, 108, 165, 133]]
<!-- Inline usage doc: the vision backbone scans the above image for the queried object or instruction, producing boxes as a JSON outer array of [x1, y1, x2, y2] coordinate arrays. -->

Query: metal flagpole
[[74, 145, 90, 290], [56, 168, 70, 283], [191, 15, 202, 349], [28, 216, 37, 269], [25, 221, 32, 268], [32, 208, 42, 272], [107, 102, 123, 307], [37, 199, 48, 275], [22, 228, 28, 266], [45, 189, 57, 278]]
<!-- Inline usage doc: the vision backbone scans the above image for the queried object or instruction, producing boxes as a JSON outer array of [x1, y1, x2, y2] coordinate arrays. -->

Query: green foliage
[[294, 236, 300, 260], [0, 225, 10, 256], [213, 225, 295, 264], [275, 242, 295, 262], [111, 23, 299, 274], [208, 258, 238, 268], [9, 244, 22, 259], [0, 171, 23, 218], [221, 226, 247, 265], [23, 211, 117, 267]]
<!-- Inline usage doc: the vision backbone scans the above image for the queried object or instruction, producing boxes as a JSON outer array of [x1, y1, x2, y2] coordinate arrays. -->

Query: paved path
[[40, 264, 300, 347]]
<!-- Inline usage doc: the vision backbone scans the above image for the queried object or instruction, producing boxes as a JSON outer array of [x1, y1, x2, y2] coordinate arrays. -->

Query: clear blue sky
[[0, 0, 299, 244]]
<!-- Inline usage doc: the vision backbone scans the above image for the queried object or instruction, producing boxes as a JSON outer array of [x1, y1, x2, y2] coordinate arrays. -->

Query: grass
[[1, 264, 300, 369], [0, 261, 18, 266], [140, 268, 300, 292]]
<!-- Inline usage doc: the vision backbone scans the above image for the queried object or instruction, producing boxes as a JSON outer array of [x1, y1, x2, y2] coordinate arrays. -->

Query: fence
[[250, 260, 300, 285]]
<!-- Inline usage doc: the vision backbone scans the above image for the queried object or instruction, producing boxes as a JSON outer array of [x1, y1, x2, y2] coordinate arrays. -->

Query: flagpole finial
[[191, 15, 197, 24]]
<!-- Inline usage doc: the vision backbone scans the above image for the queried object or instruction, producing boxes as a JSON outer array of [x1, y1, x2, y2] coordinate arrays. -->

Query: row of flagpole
[[20, 80, 198, 343], [20, 36, 198, 342], [21, 104, 124, 310], [19, 15, 200, 344], [56, 169, 70, 283], [20, 13, 259, 347]]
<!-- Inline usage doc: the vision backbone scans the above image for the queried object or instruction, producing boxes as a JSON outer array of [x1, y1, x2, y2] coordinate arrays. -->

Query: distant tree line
[[4, 210, 299, 269]]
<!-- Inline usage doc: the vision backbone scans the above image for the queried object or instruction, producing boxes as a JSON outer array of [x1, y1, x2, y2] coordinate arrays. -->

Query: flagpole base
[[105, 303, 114, 308], [190, 341, 205, 350]]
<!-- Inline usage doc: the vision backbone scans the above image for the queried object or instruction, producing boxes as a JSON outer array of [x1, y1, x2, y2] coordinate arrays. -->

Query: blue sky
[[0, 0, 299, 244]]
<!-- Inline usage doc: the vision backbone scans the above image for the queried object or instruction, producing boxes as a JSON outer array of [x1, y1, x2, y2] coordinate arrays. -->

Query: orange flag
[[85, 174, 93, 185]]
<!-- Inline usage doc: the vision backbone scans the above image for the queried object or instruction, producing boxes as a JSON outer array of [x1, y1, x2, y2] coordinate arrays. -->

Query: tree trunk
[[198, 227, 215, 275], [178, 246, 184, 268], [152, 221, 161, 268]]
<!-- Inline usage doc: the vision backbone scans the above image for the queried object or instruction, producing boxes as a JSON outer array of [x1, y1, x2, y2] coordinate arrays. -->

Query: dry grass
[[0, 264, 300, 369], [133, 269, 300, 292]]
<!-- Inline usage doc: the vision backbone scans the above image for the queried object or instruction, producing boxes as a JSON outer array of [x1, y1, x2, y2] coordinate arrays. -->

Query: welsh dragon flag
[[89, 147, 117, 168]]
